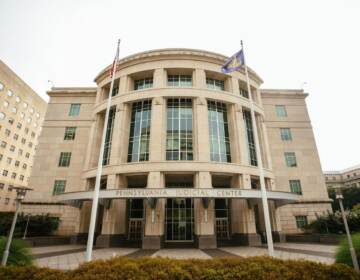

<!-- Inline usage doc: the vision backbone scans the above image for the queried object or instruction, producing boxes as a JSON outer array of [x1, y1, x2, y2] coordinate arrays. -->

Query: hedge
[[0, 256, 359, 280]]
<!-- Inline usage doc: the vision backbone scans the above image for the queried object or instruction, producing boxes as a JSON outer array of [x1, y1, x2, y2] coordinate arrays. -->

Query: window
[[15, 160, 19, 167], [243, 110, 257, 166], [15, 96, 21, 103], [280, 128, 292, 141], [206, 77, 224, 91], [11, 172, 16, 179], [11, 107, 17, 114], [6, 157, 12, 164], [0, 183, 3, 189], [5, 198, 10, 205], [21, 138, 26, 144], [25, 152, 30, 158], [25, 127, 29, 134], [23, 102, 28, 108], [30, 107, 34, 114], [8, 185, 13, 191], [0, 112, 5, 120], [58, 152, 71, 167], [1, 141, 7, 148], [295, 216, 308, 229], [285, 152, 297, 167], [27, 117, 32, 123], [17, 122, 22, 129], [53, 180, 66, 195], [289, 180, 302, 194], [36, 112, 40, 119], [10, 145, 15, 152], [19, 175, 24, 181], [275, 105, 287, 117], [127, 100, 152, 162], [0, 154, 2, 160], [167, 75, 192, 87], [28, 142, 33, 148], [103, 107, 116, 165], [20, 112, 25, 119], [0, 82, 3, 91], [69, 104, 81, 116], [239, 88, 249, 98], [208, 101, 231, 162], [22, 163, 27, 169], [64, 127, 76, 140], [134, 77, 153, 90], [3, 101, 9, 108], [5, 129, 10, 136], [13, 134, 18, 140], [31, 132, 35, 138], [18, 149, 23, 156], [3, 170, 8, 176], [111, 87, 119, 97], [166, 98, 193, 160], [7, 90, 13, 97], [8, 118, 14, 124]]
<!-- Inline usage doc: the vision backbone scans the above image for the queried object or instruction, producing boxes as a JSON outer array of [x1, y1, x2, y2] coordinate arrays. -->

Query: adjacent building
[[324, 164, 360, 190], [0, 60, 47, 211], [25, 49, 331, 249]]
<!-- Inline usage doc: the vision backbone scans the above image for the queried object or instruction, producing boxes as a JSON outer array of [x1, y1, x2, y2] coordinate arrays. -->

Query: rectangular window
[[11, 172, 16, 179], [3, 170, 8, 176], [6, 157, 11, 164], [295, 216, 308, 229], [53, 180, 66, 195], [167, 75, 192, 87], [0, 154, 2, 160], [64, 127, 76, 140], [289, 180, 302, 194], [239, 88, 249, 98], [10, 145, 15, 152], [111, 86, 119, 97], [58, 152, 72, 167], [134, 78, 153, 90], [243, 110, 258, 166], [15, 160, 19, 167], [208, 101, 231, 162], [19, 175, 24, 181], [13, 134, 18, 140], [5, 198, 10, 205], [25, 152, 30, 158], [280, 128, 292, 141], [103, 107, 116, 165], [206, 78, 225, 91], [22, 163, 27, 169], [69, 104, 81, 116], [21, 138, 26, 144], [166, 98, 193, 160], [127, 100, 152, 162], [5, 129, 10, 136], [25, 128, 29, 134], [0, 183, 4, 189], [16, 122, 21, 128], [275, 105, 287, 117], [1, 141, 6, 148], [18, 149, 23, 156], [28, 142, 33, 148], [285, 152, 297, 167]]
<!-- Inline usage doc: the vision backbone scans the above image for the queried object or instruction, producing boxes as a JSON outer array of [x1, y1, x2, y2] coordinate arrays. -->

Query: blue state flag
[[221, 49, 245, 73]]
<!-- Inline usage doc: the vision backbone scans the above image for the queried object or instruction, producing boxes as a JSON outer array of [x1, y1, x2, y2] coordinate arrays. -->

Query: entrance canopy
[[55, 188, 301, 208]]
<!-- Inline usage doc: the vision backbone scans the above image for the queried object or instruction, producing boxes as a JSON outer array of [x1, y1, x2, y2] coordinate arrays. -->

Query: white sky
[[0, 0, 359, 171]]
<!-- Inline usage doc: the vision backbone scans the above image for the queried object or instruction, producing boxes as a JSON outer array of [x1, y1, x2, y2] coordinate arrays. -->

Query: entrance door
[[165, 198, 194, 241], [215, 199, 230, 240], [127, 199, 144, 240]]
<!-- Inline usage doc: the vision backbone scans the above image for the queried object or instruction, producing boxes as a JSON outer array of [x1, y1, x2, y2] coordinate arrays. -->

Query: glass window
[[17, 122, 22, 129], [6, 157, 12, 164], [3, 101, 9, 107], [11, 172, 16, 179], [206, 77, 225, 91], [8, 118, 14, 125], [25, 127, 29, 134], [53, 180, 66, 195], [23, 102, 28, 108], [0, 112, 5, 120], [21, 138, 26, 144], [27, 117, 31, 123], [18, 149, 23, 156], [239, 88, 249, 98], [243, 110, 258, 166], [0, 154, 2, 160], [15, 160, 19, 167], [295, 216, 308, 229], [134, 77, 153, 90], [111, 87, 119, 97], [13, 134, 18, 140], [103, 107, 116, 165], [69, 104, 81, 116], [166, 98, 193, 160], [64, 127, 76, 140], [25, 152, 30, 158], [0, 183, 3, 189], [289, 180, 302, 194], [58, 152, 71, 167], [1, 141, 7, 148], [167, 75, 192, 87], [127, 100, 152, 162], [20, 112, 25, 119], [3, 170, 8, 176], [285, 152, 297, 167], [31, 132, 35, 138], [19, 175, 24, 181], [11, 107, 17, 114], [10, 145, 15, 152], [22, 163, 27, 169], [5, 129, 10, 136], [7, 90, 13, 97], [36, 112, 40, 118], [0, 82, 3, 91], [5, 198, 10, 204], [208, 100, 231, 162], [275, 105, 287, 117], [280, 128, 292, 141], [15, 96, 21, 103]]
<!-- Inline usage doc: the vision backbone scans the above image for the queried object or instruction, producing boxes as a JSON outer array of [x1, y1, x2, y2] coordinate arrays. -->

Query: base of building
[[142, 235, 164, 249], [228, 233, 262, 246], [195, 235, 217, 249], [272, 231, 286, 243]]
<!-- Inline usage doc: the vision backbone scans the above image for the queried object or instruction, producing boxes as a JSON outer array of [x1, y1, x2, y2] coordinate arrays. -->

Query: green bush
[[329, 187, 360, 212], [0, 256, 359, 280], [0, 213, 59, 237], [0, 237, 33, 266], [336, 233, 360, 268]]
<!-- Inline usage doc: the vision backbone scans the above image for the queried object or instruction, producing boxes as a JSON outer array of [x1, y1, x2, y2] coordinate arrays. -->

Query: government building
[[24, 49, 331, 249], [0, 60, 47, 212], [324, 164, 360, 190]]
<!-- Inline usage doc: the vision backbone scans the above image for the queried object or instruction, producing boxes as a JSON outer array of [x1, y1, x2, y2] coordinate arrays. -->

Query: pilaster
[[195, 97, 210, 161], [149, 97, 165, 161]]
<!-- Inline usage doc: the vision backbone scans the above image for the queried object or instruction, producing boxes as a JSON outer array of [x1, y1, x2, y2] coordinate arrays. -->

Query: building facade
[[25, 49, 331, 249], [0, 60, 47, 212], [324, 164, 360, 190]]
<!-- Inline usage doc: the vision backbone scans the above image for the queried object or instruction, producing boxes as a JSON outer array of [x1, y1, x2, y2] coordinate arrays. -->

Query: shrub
[[0, 213, 59, 237], [336, 233, 360, 268], [0, 256, 359, 280], [329, 187, 360, 212], [0, 236, 33, 266]]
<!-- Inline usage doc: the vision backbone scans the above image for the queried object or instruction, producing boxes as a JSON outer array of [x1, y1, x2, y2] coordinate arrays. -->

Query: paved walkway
[[32, 243, 337, 270]]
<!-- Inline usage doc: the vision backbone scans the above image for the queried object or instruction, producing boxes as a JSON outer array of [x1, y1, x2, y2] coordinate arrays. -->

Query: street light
[[1, 186, 32, 266], [336, 189, 359, 272]]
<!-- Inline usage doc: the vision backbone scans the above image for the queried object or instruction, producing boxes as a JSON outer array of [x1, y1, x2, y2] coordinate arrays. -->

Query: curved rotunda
[[26, 49, 331, 249]]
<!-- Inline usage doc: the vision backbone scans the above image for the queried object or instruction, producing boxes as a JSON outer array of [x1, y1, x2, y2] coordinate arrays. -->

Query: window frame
[[58, 152, 72, 167], [275, 105, 287, 117], [64, 127, 77, 140], [69, 104, 81, 116]]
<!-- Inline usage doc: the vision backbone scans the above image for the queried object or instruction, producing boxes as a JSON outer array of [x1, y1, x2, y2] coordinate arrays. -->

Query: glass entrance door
[[165, 198, 194, 241]]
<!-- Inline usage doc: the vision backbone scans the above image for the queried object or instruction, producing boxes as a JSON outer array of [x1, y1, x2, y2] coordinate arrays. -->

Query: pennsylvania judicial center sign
[[56, 188, 301, 202]]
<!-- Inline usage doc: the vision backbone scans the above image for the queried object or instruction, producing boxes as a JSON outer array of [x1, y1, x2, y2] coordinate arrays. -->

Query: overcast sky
[[0, 0, 359, 171]]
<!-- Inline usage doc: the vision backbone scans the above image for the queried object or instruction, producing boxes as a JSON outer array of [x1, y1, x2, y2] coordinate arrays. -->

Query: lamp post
[[336, 189, 359, 272], [1, 186, 31, 266]]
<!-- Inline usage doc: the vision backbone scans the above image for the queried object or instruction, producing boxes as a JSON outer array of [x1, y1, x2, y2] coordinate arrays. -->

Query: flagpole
[[241, 40, 274, 256], [85, 39, 121, 262]]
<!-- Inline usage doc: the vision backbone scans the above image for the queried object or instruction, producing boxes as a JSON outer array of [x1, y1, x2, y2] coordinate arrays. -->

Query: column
[[194, 69, 206, 89], [109, 104, 125, 165], [269, 201, 285, 242], [149, 97, 165, 161], [261, 116, 273, 170], [194, 171, 216, 248], [71, 201, 91, 244], [233, 105, 249, 165], [195, 97, 210, 161], [228, 104, 242, 163], [153, 68, 166, 88], [143, 171, 165, 249], [97, 175, 127, 247]]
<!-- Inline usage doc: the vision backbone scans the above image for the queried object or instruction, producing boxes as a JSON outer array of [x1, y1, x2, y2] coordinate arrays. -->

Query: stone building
[[324, 164, 360, 190], [25, 49, 331, 248], [0, 60, 47, 212]]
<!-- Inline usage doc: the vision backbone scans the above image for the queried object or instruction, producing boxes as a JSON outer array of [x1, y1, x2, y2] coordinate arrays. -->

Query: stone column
[[261, 117, 273, 170], [71, 201, 92, 244], [194, 171, 216, 248], [194, 69, 206, 89], [149, 97, 165, 162], [96, 175, 127, 247], [143, 171, 165, 249], [195, 97, 210, 161], [153, 68, 166, 88], [269, 201, 285, 242]]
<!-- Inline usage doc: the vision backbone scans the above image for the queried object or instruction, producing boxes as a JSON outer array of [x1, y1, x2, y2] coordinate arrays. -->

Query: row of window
[[1, 169, 25, 180], [0, 155, 28, 169], [1, 140, 33, 150], [0, 197, 12, 205], [0, 150, 30, 159]]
